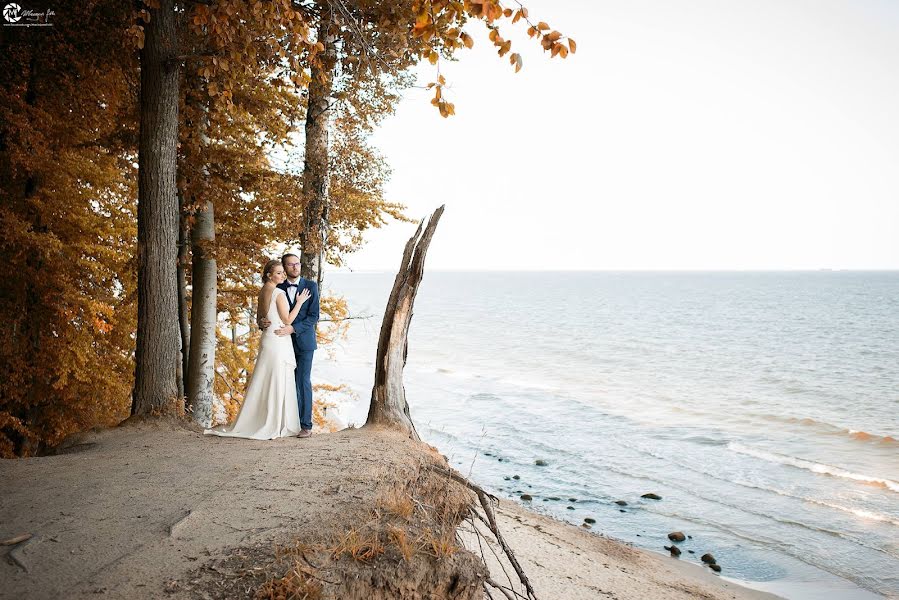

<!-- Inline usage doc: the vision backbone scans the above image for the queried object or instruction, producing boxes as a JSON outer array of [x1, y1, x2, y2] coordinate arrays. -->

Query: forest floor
[[0, 418, 780, 599]]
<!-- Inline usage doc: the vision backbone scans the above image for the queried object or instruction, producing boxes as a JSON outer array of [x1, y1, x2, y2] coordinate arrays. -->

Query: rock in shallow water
[[664, 545, 682, 557], [641, 493, 662, 500], [520, 494, 533, 501], [709, 563, 722, 572], [535, 459, 548, 466], [667, 531, 686, 542], [701, 553, 716, 565], [584, 517, 596, 524], [614, 500, 628, 506]]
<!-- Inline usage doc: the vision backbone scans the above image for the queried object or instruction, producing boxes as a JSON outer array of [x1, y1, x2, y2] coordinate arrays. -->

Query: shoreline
[[488, 499, 883, 600], [0, 420, 883, 599], [462, 498, 782, 600]]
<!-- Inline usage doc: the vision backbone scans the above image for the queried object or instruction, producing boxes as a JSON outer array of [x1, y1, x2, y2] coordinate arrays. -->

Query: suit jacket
[[277, 278, 319, 352]]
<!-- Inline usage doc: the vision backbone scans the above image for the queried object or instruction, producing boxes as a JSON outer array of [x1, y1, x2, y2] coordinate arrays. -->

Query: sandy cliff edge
[[0, 419, 780, 599]]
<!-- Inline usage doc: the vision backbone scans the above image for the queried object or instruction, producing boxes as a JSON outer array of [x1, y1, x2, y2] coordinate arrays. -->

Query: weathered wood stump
[[365, 205, 444, 440]]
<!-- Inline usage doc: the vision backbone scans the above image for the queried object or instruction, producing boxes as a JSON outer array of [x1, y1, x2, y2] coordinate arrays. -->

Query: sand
[[0, 419, 781, 599], [462, 501, 780, 600]]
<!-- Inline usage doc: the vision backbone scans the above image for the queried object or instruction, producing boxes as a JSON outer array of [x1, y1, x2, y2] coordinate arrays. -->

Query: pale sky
[[337, 0, 899, 271]]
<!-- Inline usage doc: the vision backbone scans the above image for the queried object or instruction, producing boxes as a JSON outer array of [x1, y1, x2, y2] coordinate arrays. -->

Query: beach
[[317, 271, 898, 598], [1, 419, 784, 599]]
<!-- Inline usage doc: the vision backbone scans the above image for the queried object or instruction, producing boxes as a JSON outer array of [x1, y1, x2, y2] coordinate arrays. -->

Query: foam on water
[[728, 443, 899, 493]]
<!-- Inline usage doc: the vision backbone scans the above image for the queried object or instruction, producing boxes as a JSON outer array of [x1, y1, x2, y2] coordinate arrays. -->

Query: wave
[[808, 500, 899, 528], [729, 443, 899, 493], [747, 414, 898, 445], [847, 429, 898, 444], [624, 443, 899, 527]]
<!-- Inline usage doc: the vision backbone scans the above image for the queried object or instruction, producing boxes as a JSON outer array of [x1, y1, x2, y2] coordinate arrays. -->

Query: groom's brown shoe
[[297, 429, 312, 438]]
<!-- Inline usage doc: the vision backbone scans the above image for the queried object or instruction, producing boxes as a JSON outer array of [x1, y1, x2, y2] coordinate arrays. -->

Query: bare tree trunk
[[300, 9, 336, 284], [186, 200, 216, 426], [176, 199, 190, 402], [365, 206, 445, 439], [132, 0, 181, 416]]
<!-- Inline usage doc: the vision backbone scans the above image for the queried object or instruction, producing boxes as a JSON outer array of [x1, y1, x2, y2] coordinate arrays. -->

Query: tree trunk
[[365, 206, 445, 439], [186, 200, 216, 426], [176, 201, 190, 402], [132, 0, 181, 416], [300, 10, 336, 284]]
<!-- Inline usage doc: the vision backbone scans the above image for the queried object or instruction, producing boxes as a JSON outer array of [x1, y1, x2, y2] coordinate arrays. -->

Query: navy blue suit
[[278, 278, 319, 430]]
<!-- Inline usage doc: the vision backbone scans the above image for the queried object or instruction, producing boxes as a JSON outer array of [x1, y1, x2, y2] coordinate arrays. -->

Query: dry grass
[[255, 566, 322, 600], [386, 525, 415, 562], [257, 454, 485, 598], [376, 485, 415, 520], [330, 527, 385, 563], [418, 528, 459, 559]]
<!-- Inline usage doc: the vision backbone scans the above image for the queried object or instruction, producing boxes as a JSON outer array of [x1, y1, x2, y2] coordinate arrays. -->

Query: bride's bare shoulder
[[258, 285, 276, 302]]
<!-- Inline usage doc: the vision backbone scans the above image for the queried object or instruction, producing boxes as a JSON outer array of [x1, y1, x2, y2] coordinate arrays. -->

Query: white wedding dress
[[204, 288, 301, 439]]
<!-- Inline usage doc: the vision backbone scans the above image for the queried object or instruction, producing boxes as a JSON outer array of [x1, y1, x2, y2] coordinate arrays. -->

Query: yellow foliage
[[0, 0, 138, 457]]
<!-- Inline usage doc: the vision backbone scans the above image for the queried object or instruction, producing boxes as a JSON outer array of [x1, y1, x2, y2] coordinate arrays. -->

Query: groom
[[261, 253, 319, 437]]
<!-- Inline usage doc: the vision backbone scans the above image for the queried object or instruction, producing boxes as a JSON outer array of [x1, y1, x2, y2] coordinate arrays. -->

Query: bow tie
[[286, 283, 299, 288]]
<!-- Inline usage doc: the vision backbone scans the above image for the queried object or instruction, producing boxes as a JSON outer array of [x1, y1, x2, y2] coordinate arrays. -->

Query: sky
[[331, 0, 899, 271]]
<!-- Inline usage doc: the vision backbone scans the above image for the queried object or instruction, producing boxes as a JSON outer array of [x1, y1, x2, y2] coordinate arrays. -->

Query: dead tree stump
[[365, 206, 444, 440]]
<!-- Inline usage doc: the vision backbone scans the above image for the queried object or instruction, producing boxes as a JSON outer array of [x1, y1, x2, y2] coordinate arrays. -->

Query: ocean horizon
[[317, 270, 898, 599]]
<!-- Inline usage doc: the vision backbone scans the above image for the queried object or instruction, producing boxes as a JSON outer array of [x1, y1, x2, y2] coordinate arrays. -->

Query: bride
[[205, 259, 310, 439]]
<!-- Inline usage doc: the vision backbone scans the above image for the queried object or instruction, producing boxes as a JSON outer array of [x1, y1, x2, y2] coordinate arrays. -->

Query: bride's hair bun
[[262, 259, 281, 282]]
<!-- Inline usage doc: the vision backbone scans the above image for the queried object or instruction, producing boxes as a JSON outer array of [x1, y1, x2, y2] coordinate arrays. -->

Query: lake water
[[315, 271, 899, 598]]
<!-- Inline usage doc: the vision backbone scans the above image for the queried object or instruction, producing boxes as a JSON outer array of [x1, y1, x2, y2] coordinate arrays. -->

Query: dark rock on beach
[[520, 494, 533, 501], [641, 493, 662, 500], [667, 531, 686, 542], [709, 564, 722, 573], [701, 553, 716, 565], [664, 545, 682, 557], [584, 517, 596, 524]]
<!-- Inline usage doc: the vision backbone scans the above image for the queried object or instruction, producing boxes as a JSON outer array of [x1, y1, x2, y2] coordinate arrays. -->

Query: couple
[[205, 254, 319, 440]]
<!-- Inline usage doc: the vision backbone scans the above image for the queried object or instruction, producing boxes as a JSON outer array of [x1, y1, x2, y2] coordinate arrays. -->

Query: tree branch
[[428, 465, 538, 600]]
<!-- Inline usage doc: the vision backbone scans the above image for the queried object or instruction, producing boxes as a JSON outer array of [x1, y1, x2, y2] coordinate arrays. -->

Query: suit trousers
[[295, 349, 314, 430]]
